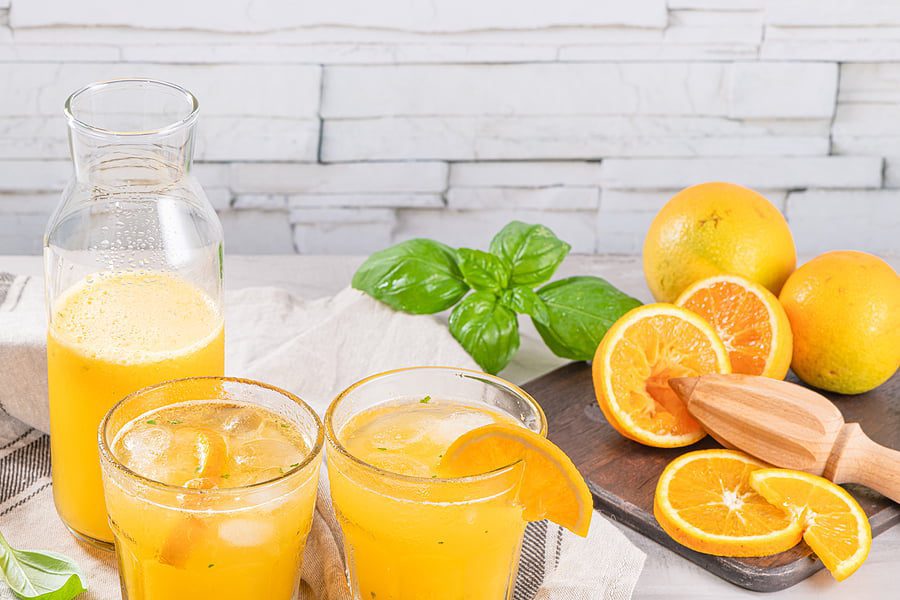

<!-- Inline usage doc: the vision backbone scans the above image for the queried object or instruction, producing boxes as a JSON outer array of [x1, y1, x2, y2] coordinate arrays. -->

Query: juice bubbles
[[99, 378, 323, 600], [326, 367, 547, 600], [48, 272, 224, 544]]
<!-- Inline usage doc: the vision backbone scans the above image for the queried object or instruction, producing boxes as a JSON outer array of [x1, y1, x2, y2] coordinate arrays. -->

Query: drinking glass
[[325, 366, 547, 600], [99, 377, 323, 600], [45, 79, 225, 546]]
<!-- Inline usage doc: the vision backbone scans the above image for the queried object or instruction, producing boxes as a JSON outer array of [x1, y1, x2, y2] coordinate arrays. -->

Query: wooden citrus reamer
[[669, 374, 900, 504]]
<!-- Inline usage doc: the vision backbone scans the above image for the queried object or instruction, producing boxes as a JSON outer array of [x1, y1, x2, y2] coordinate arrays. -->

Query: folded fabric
[[0, 271, 645, 600]]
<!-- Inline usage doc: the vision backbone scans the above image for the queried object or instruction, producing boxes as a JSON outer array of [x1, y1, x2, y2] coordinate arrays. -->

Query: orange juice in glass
[[45, 79, 224, 546], [99, 377, 323, 600], [325, 367, 548, 600]]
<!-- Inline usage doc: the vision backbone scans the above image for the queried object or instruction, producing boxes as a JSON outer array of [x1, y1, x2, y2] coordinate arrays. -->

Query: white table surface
[[2, 253, 898, 599]]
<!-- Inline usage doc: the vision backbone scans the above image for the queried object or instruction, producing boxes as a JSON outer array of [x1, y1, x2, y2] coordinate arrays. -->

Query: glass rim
[[324, 365, 548, 486], [64, 78, 200, 138], [98, 376, 325, 496]]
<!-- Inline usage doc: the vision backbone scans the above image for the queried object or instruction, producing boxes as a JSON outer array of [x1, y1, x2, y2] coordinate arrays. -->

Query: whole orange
[[643, 182, 796, 303], [779, 251, 900, 394]]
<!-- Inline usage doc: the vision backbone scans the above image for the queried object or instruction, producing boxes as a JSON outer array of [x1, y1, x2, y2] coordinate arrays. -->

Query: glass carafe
[[44, 79, 225, 548]]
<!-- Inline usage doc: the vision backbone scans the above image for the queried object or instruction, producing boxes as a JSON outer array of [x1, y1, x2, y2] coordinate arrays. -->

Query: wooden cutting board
[[522, 363, 900, 593]]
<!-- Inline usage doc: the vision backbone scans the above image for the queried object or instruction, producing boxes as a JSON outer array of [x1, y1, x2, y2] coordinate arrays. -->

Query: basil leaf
[[457, 248, 511, 293], [488, 221, 571, 286], [534, 276, 642, 361], [0, 531, 86, 600], [501, 286, 550, 327], [352, 239, 469, 314], [449, 291, 520, 374]]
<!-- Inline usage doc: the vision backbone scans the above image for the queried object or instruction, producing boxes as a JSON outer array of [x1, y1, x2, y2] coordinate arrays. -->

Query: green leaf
[[534, 276, 642, 361], [449, 291, 520, 374], [488, 221, 571, 286], [352, 239, 469, 314], [456, 248, 511, 293], [501, 286, 550, 326], [0, 531, 86, 600]]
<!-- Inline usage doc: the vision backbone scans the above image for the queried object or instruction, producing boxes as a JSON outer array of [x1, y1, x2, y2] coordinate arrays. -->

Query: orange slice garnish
[[439, 424, 593, 537]]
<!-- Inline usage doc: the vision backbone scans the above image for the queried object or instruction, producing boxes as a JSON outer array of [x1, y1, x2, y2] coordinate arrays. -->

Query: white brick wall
[[0, 0, 898, 257]]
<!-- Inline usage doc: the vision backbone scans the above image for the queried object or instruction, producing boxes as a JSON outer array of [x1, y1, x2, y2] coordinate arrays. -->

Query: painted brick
[[219, 210, 295, 254], [558, 43, 757, 62], [786, 190, 900, 254], [393, 209, 596, 253], [322, 116, 829, 162], [231, 162, 448, 194], [0, 214, 47, 254], [595, 211, 657, 254], [0, 193, 59, 215], [763, 28, 900, 61], [599, 157, 883, 190], [195, 117, 319, 162], [767, 1, 900, 27], [323, 63, 833, 120], [601, 189, 789, 213], [446, 188, 599, 210], [290, 209, 397, 255], [0, 160, 70, 191], [323, 64, 731, 118], [730, 63, 837, 119], [839, 64, 900, 103], [122, 43, 559, 65], [12, 1, 667, 31], [232, 194, 288, 212], [0, 63, 320, 118], [286, 194, 443, 209], [449, 162, 603, 188], [0, 43, 119, 61], [668, 0, 763, 8]]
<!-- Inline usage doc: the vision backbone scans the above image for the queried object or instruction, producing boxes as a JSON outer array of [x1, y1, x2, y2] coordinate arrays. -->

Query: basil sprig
[[0, 531, 86, 600], [353, 221, 641, 373]]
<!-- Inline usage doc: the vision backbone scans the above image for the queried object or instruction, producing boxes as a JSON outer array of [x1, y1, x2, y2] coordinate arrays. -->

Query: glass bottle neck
[[68, 124, 196, 186]]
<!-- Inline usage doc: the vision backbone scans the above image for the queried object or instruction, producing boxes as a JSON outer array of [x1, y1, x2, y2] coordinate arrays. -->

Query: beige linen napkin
[[0, 271, 645, 600]]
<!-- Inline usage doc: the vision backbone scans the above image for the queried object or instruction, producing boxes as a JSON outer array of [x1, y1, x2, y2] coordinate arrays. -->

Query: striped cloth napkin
[[0, 271, 645, 600]]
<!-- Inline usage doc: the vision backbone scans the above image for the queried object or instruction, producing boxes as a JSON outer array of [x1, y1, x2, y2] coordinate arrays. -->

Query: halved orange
[[592, 303, 731, 447], [750, 469, 872, 581], [676, 275, 792, 379], [654, 450, 803, 557], [438, 424, 593, 537]]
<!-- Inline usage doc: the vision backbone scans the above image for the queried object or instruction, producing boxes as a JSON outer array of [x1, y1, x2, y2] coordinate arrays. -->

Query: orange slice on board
[[439, 424, 593, 537], [592, 304, 731, 447], [676, 275, 793, 379], [654, 450, 803, 557], [750, 469, 872, 581]]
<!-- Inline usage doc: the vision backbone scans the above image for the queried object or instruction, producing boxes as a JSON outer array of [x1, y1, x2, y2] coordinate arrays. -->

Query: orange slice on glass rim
[[439, 424, 593, 537]]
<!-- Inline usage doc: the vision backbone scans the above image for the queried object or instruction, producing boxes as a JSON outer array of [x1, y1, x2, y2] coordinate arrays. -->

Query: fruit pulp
[[331, 397, 528, 600], [47, 272, 224, 544], [105, 400, 318, 600]]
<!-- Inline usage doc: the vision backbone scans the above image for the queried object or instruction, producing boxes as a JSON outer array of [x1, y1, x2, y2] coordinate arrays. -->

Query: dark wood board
[[522, 363, 900, 593]]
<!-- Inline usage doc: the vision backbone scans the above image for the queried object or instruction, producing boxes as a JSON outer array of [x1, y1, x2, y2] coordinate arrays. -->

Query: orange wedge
[[654, 450, 803, 557], [439, 424, 593, 537], [750, 469, 872, 581], [676, 274, 792, 379], [592, 303, 731, 447]]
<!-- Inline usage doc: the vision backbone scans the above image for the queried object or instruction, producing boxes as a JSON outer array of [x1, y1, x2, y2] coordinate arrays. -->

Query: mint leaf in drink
[[488, 222, 570, 286], [352, 239, 469, 314], [0, 531, 86, 600], [456, 248, 511, 293], [449, 292, 520, 374], [534, 276, 642, 361], [500, 286, 550, 326]]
